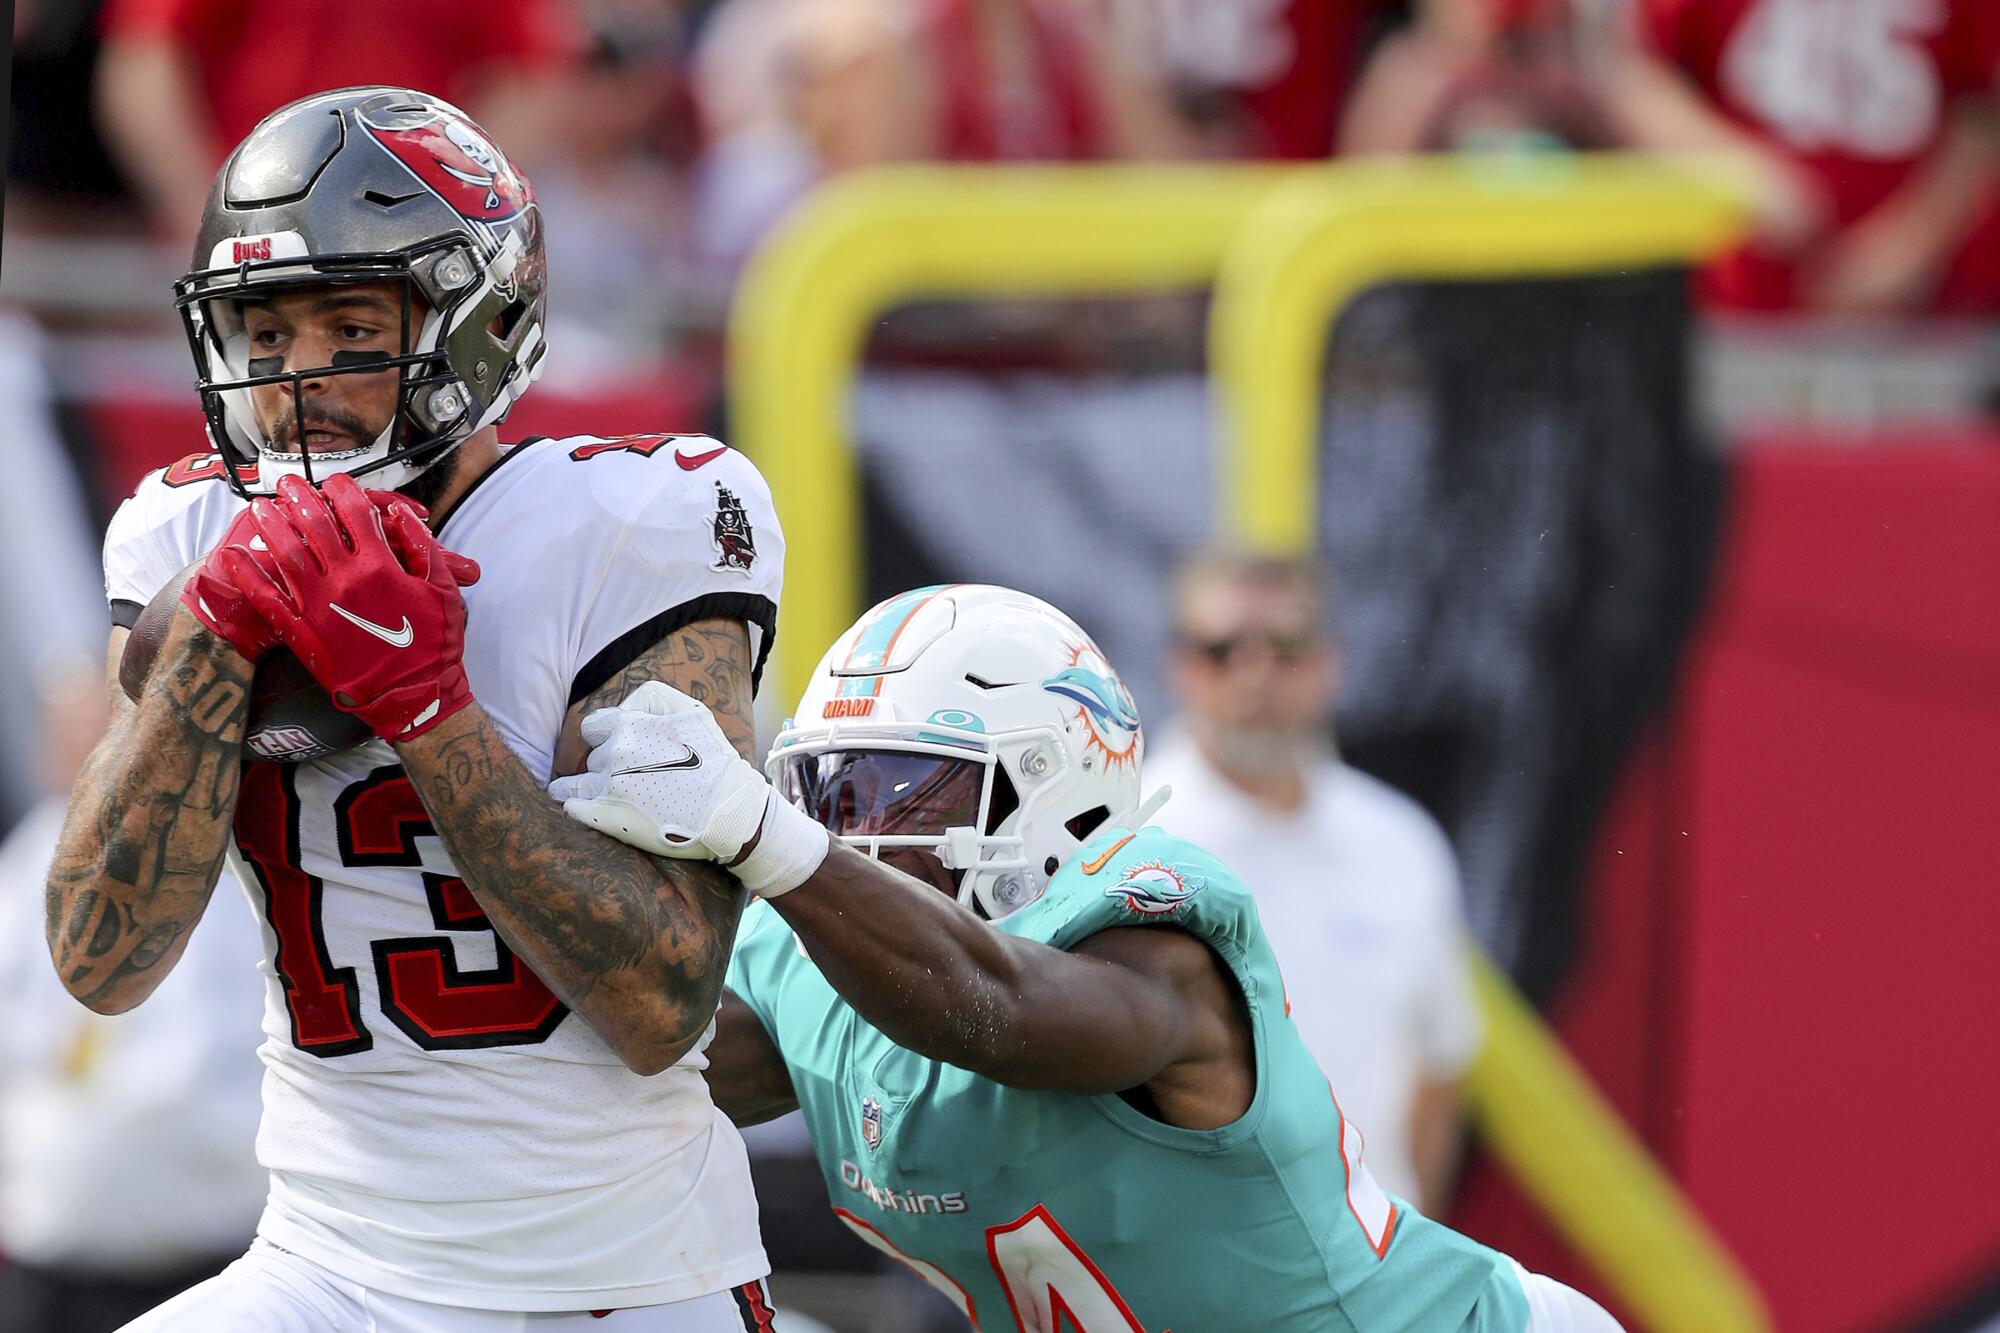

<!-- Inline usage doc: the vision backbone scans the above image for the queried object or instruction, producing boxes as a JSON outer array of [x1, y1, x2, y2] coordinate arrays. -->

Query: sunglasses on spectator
[[1179, 632, 1318, 667]]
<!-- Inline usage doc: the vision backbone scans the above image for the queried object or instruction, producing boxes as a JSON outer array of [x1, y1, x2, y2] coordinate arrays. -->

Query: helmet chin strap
[[254, 439, 443, 494]]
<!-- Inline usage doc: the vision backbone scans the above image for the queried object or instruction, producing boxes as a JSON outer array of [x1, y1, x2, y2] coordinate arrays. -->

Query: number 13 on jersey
[[234, 763, 568, 1056]]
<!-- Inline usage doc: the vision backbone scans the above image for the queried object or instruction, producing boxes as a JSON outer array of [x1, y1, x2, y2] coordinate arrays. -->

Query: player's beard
[[268, 403, 375, 456], [269, 403, 462, 511], [395, 442, 464, 513]]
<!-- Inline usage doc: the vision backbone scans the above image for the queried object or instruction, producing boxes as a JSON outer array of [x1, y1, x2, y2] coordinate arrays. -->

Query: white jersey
[[102, 435, 781, 1313]]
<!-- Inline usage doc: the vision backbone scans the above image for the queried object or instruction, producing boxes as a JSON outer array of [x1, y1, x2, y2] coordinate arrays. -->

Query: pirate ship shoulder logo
[[712, 482, 757, 573], [860, 1096, 884, 1151]]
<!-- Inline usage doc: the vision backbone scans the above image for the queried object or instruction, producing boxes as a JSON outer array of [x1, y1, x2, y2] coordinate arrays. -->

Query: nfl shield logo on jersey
[[711, 482, 757, 573], [860, 1097, 883, 1151]]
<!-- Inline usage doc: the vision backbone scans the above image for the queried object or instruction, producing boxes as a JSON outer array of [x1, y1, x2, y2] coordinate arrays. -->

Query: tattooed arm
[[395, 617, 756, 1075], [46, 615, 250, 1013]]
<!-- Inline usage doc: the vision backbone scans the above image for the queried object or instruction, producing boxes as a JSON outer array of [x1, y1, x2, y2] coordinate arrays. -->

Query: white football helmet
[[769, 585, 1163, 918]]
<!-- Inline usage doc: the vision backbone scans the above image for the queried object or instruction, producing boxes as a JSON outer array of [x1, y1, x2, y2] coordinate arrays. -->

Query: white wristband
[[735, 792, 830, 899]]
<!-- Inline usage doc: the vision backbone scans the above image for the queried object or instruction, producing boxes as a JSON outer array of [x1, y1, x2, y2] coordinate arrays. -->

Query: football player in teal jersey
[[552, 585, 1619, 1333]]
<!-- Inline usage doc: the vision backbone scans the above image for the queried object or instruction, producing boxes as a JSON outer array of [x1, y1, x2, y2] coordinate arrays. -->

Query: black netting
[[847, 271, 1717, 997], [1320, 273, 1717, 998]]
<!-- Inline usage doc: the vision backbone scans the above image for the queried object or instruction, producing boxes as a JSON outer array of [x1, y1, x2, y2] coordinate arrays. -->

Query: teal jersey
[[727, 827, 1530, 1332]]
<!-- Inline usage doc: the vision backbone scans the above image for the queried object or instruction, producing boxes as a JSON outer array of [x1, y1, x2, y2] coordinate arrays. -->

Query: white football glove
[[548, 680, 828, 898]]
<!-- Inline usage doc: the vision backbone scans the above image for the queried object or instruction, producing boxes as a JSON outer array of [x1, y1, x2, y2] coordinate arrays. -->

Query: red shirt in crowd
[[1239, 0, 1377, 159], [1642, 0, 2000, 312], [1154, 0, 1380, 159], [924, 0, 1105, 161], [100, 0, 576, 162]]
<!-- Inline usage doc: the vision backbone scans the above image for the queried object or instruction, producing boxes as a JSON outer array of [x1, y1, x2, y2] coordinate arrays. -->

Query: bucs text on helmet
[[174, 87, 549, 495], [770, 585, 1167, 919]]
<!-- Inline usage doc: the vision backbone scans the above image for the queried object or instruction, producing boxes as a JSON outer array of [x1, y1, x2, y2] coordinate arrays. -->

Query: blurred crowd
[[7, 0, 1996, 517], [11, 0, 2000, 342]]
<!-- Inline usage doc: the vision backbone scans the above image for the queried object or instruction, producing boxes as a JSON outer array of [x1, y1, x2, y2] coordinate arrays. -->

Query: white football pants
[[1513, 1259, 1626, 1332], [117, 1238, 780, 1333]]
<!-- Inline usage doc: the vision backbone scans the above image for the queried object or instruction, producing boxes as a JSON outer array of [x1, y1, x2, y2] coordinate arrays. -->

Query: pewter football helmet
[[175, 86, 549, 495]]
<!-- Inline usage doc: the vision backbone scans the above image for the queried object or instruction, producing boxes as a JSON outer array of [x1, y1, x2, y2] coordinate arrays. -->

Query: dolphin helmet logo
[[1041, 645, 1140, 768]]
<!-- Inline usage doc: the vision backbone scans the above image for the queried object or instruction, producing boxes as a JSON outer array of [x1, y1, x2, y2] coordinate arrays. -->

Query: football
[[120, 563, 374, 762]]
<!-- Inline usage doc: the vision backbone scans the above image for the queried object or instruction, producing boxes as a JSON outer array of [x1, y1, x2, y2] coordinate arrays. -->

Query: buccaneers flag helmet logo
[[360, 104, 532, 223]]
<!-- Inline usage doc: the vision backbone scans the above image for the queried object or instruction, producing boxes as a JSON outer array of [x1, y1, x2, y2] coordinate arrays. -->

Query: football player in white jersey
[[46, 88, 783, 1332]]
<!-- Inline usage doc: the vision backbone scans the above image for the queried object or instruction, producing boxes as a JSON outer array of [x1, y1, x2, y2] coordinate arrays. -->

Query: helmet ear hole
[[984, 768, 1020, 835], [1064, 805, 1111, 841], [491, 298, 529, 341], [1043, 856, 1060, 876]]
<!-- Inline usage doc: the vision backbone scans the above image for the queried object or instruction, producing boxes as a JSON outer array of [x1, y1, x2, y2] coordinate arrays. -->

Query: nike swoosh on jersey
[[328, 602, 416, 648], [674, 445, 728, 471], [610, 748, 703, 776], [1080, 833, 1136, 875]]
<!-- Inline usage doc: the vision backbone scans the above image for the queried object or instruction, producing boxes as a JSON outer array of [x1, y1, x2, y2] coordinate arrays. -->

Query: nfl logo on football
[[860, 1097, 883, 1152]]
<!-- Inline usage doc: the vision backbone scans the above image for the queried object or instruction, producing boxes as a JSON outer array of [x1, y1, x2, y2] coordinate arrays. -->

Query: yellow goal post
[[729, 156, 1766, 1333], [729, 163, 1293, 699], [1207, 155, 1763, 1333]]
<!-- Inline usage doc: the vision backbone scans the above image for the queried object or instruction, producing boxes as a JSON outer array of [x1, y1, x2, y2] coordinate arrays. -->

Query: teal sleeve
[[724, 900, 789, 1034], [1000, 826, 1270, 991]]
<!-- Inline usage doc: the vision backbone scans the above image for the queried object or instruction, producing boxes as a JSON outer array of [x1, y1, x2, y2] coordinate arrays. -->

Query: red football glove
[[182, 505, 285, 661], [215, 473, 482, 742], [182, 489, 443, 662]]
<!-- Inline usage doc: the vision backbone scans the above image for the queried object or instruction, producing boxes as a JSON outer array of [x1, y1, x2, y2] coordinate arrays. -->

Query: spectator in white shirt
[[0, 313, 264, 1333], [0, 665, 267, 1333], [0, 313, 107, 832], [1145, 548, 1482, 1215]]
